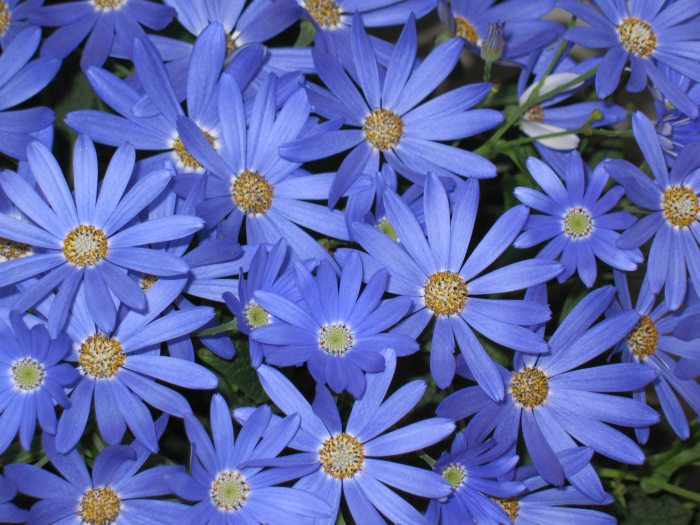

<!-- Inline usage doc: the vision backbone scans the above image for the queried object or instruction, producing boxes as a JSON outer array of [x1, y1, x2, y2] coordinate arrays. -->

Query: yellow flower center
[[172, 131, 216, 171], [662, 185, 699, 228], [363, 108, 404, 152], [230, 170, 273, 215], [319, 433, 364, 479], [617, 17, 657, 57], [225, 33, 238, 55], [0, 237, 32, 262], [63, 225, 109, 267], [441, 463, 467, 490], [139, 274, 159, 292], [563, 206, 594, 239], [523, 103, 544, 123], [510, 367, 549, 408], [0, 2, 11, 36], [78, 486, 121, 525], [318, 322, 355, 356], [91, 0, 127, 9], [626, 315, 658, 360], [11, 357, 46, 392], [243, 300, 271, 329], [304, 0, 342, 28], [79, 333, 126, 379], [455, 16, 478, 43], [492, 497, 520, 522], [210, 470, 250, 512], [423, 271, 468, 317]]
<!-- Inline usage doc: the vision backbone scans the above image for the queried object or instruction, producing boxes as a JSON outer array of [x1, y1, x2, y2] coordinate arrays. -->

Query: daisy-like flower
[[236, 349, 456, 524], [29, 0, 174, 70], [0, 312, 78, 453], [251, 251, 417, 397], [7, 420, 188, 524], [514, 152, 642, 288], [54, 278, 218, 453], [352, 174, 563, 397], [653, 65, 700, 161], [167, 393, 333, 524], [437, 286, 659, 500], [0, 0, 42, 49], [299, 0, 434, 33], [561, 0, 700, 118], [177, 73, 349, 262], [280, 15, 503, 207], [0, 475, 25, 523], [0, 137, 202, 336], [606, 112, 700, 310]]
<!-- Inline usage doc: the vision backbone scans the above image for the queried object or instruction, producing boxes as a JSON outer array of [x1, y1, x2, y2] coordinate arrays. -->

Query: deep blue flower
[[350, 173, 563, 397], [437, 286, 659, 500], [562, 0, 700, 118], [0, 474, 25, 523], [653, 65, 700, 161], [280, 15, 503, 207], [605, 111, 700, 310], [514, 152, 642, 288], [0, 0, 43, 49], [0, 137, 202, 336], [30, 0, 175, 70], [300, 0, 434, 33], [236, 349, 456, 524], [250, 251, 417, 397], [166, 393, 332, 524]]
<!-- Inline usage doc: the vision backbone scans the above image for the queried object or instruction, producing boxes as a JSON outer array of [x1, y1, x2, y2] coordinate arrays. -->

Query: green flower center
[[318, 322, 355, 355], [441, 463, 467, 490], [11, 357, 45, 392], [563, 207, 594, 239], [243, 300, 271, 329], [78, 486, 121, 525], [376, 216, 399, 242], [210, 470, 250, 512]]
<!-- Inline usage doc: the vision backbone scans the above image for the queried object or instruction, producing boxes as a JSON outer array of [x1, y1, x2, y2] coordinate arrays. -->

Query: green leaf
[[620, 486, 693, 525], [197, 319, 237, 336], [198, 346, 267, 406], [295, 21, 316, 47]]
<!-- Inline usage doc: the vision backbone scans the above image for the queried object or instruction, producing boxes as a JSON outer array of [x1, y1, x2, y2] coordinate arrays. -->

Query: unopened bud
[[481, 22, 505, 64]]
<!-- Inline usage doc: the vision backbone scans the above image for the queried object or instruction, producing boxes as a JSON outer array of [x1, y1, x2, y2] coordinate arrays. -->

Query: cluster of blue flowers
[[0, 0, 698, 524]]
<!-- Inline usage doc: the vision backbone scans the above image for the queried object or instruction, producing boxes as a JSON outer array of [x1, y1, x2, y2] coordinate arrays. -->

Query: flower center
[[139, 274, 158, 291], [563, 206, 594, 239], [523, 103, 544, 123], [79, 333, 126, 379], [230, 170, 273, 215], [0, 237, 31, 262], [441, 463, 466, 490], [319, 433, 364, 479], [455, 16, 478, 43], [318, 322, 355, 356], [363, 108, 404, 152], [662, 185, 699, 228], [243, 300, 271, 329], [91, 0, 127, 9], [0, 2, 10, 36], [617, 17, 657, 57], [210, 470, 250, 512], [225, 33, 238, 55], [510, 367, 549, 408], [304, 0, 342, 28], [11, 357, 46, 392], [63, 225, 109, 267], [376, 216, 399, 242], [172, 131, 215, 171], [423, 271, 468, 317], [626, 315, 658, 360], [78, 486, 121, 525], [492, 497, 520, 522]]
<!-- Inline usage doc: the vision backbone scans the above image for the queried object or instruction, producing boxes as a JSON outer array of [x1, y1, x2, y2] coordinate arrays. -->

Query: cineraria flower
[[606, 112, 700, 310], [280, 15, 503, 206], [55, 279, 218, 453], [562, 0, 700, 118], [7, 421, 187, 524], [514, 153, 642, 288], [0, 0, 42, 48], [608, 270, 700, 443], [30, 0, 175, 70], [0, 26, 58, 161], [177, 73, 349, 262], [251, 252, 417, 397], [425, 435, 525, 524], [167, 393, 332, 524], [236, 349, 456, 524], [0, 475, 25, 523], [351, 174, 563, 397], [438, 286, 659, 500], [0, 137, 202, 336], [653, 65, 700, 161]]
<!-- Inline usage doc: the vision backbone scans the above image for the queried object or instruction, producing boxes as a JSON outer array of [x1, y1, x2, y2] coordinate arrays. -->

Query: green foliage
[[198, 346, 267, 406]]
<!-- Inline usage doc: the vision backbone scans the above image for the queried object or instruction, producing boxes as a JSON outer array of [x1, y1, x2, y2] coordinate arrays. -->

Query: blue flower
[[250, 251, 417, 397], [6, 420, 188, 524], [29, 0, 175, 70], [0, 137, 202, 336], [514, 152, 642, 288], [562, 0, 700, 118], [653, 65, 700, 161], [351, 174, 563, 396], [0, 26, 58, 161], [0, 475, 26, 523], [605, 111, 700, 310], [300, 0, 434, 33], [0, 0, 42, 49], [280, 15, 503, 207], [437, 286, 659, 500], [166, 393, 332, 524], [236, 349, 456, 524]]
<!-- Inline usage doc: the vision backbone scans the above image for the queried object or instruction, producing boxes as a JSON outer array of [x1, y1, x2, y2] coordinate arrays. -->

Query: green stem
[[501, 126, 631, 147], [598, 468, 639, 482], [643, 478, 700, 504]]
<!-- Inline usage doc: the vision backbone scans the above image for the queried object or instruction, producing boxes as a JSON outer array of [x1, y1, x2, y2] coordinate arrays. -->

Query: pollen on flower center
[[11, 357, 46, 392], [230, 170, 273, 215], [662, 185, 699, 228], [563, 206, 594, 239], [173, 131, 215, 171], [318, 322, 355, 356], [91, 0, 127, 9], [63, 225, 109, 267], [210, 470, 250, 512], [441, 463, 467, 490], [455, 16, 478, 43], [319, 433, 364, 479], [304, 0, 342, 28], [617, 17, 657, 57], [78, 486, 121, 525], [0, 237, 31, 262], [79, 333, 126, 379], [0, 2, 11, 36], [376, 216, 399, 242], [523, 103, 544, 123], [423, 271, 468, 317], [363, 108, 404, 151], [626, 315, 658, 360], [139, 274, 159, 291], [510, 367, 549, 408], [243, 300, 271, 329], [492, 497, 520, 521]]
